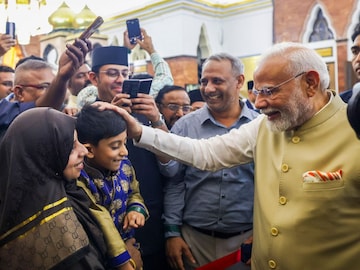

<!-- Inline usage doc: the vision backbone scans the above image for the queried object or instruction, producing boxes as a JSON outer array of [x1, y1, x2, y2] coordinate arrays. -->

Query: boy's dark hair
[[155, 85, 187, 104], [76, 104, 127, 145]]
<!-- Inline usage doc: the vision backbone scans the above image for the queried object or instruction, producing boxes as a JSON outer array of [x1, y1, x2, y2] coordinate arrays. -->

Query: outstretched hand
[[92, 101, 143, 141], [123, 28, 155, 55], [57, 38, 92, 80]]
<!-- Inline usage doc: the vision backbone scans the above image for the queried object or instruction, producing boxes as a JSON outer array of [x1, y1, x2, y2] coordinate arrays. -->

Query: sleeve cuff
[[108, 250, 131, 268], [127, 204, 149, 219], [164, 224, 181, 238]]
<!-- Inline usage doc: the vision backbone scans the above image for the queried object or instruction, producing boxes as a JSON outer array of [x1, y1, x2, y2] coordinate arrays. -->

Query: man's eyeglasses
[[252, 72, 306, 99], [99, 68, 130, 80], [161, 103, 192, 113], [17, 83, 51, 91], [0, 81, 13, 87]]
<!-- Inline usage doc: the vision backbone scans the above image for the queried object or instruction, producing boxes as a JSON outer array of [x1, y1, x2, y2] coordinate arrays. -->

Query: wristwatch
[[151, 114, 165, 128]]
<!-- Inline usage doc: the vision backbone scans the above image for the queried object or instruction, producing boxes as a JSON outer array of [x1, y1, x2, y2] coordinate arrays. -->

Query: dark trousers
[[142, 250, 172, 270]]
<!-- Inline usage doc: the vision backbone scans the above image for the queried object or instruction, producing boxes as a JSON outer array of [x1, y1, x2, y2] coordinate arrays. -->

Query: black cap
[[91, 46, 128, 72], [188, 89, 204, 104]]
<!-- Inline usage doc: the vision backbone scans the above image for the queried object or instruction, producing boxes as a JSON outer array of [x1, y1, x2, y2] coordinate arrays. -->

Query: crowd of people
[[1, 18, 360, 270]]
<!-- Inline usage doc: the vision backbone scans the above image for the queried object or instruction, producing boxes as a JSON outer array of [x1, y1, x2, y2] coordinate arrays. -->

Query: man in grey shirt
[[161, 53, 258, 270]]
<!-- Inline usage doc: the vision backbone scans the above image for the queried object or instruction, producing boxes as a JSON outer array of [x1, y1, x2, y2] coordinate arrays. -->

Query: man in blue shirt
[[161, 53, 258, 270], [0, 39, 91, 139]]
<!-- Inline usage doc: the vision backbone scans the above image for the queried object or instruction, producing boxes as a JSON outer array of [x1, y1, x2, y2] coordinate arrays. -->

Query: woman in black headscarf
[[0, 107, 125, 269]]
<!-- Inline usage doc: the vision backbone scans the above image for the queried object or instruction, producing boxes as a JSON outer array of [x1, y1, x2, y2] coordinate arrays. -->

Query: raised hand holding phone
[[5, 21, 16, 40], [123, 78, 152, 98], [126, 18, 142, 45]]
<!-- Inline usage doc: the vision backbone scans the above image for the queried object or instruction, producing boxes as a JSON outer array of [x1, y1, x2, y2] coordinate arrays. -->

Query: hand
[[242, 235, 253, 265], [0, 34, 16, 56], [126, 238, 143, 270], [123, 28, 155, 55], [123, 30, 137, 50], [92, 101, 143, 140], [166, 237, 196, 270], [123, 211, 145, 230], [63, 106, 79, 116], [57, 38, 92, 80], [136, 29, 155, 55], [130, 93, 160, 122], [111, 93, 132, 113]]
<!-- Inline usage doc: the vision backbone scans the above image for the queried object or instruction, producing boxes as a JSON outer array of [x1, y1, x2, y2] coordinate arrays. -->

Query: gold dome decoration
[[73, 5, 97, 29], [48, 1, 75, 30]]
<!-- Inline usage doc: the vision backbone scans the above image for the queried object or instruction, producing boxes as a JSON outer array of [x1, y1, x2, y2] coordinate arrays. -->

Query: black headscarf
[[0, 108, 107, 270]]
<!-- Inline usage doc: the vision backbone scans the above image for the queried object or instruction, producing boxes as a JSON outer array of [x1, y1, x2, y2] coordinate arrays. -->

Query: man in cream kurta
[[98, 42, 360, 270]]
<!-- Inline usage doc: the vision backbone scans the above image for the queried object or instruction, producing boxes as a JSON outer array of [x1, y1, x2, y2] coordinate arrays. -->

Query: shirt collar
[[196, 99, 259, 127]]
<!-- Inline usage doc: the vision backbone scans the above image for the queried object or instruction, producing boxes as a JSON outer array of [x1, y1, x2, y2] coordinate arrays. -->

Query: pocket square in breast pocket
[[302, 169, 343, 183]]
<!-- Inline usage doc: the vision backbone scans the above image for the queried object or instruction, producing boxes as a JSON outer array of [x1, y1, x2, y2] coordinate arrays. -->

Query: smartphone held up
[[126, 18, 142, 45], [6, 21, 16, 40], [123, 78, 152, 98]]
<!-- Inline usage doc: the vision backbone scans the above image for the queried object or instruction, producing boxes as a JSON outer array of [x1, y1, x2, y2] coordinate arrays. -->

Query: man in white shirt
[[94, 42, 360, 270]]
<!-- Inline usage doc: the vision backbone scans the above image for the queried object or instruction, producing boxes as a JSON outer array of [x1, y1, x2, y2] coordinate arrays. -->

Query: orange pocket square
[[302, 169, 343, 183]]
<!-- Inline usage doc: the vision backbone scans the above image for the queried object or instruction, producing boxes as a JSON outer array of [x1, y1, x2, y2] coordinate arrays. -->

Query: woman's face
[[63, 131, 88, 180]]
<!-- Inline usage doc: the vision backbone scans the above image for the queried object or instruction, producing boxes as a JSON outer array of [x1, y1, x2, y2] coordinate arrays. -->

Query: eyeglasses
[[99, 68, 130, 80], [0, 81, 13, 87], [252, 72, 306, 99], [161, 103, 192, 113], [17, 83, 51, 91]]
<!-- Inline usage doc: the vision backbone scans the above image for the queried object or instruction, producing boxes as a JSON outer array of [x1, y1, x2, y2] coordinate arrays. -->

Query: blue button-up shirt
[[0, 98, 35, 140], [160, 101, 258, 237]]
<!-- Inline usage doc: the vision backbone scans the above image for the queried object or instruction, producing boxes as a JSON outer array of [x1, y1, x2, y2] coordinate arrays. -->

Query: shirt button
[[221, 194, 225, 198], [279, 196, 287, 205], [281, 163, 289, 172], [292, 136, 300, 143], [268, 260, 277, 269], [271, 227, 279, 236]]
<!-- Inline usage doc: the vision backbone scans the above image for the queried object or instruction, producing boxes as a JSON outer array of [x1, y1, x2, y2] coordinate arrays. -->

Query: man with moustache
[[154, 85, 191, 129], [0, 38, 91, 140], [105, 42, 360, 270], [66, 62, 91, 108], [161, 53, 258, 270]]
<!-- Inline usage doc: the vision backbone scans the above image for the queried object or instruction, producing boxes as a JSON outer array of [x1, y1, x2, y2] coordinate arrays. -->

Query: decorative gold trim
[[0, 197, 69, 241]]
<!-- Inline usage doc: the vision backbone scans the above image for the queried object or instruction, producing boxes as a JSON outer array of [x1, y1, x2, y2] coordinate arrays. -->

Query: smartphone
[[78, 16, 104, 40], [126, 18, 142, 45], [6, 22, 15, 40], [123, 78, 152, 98]]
